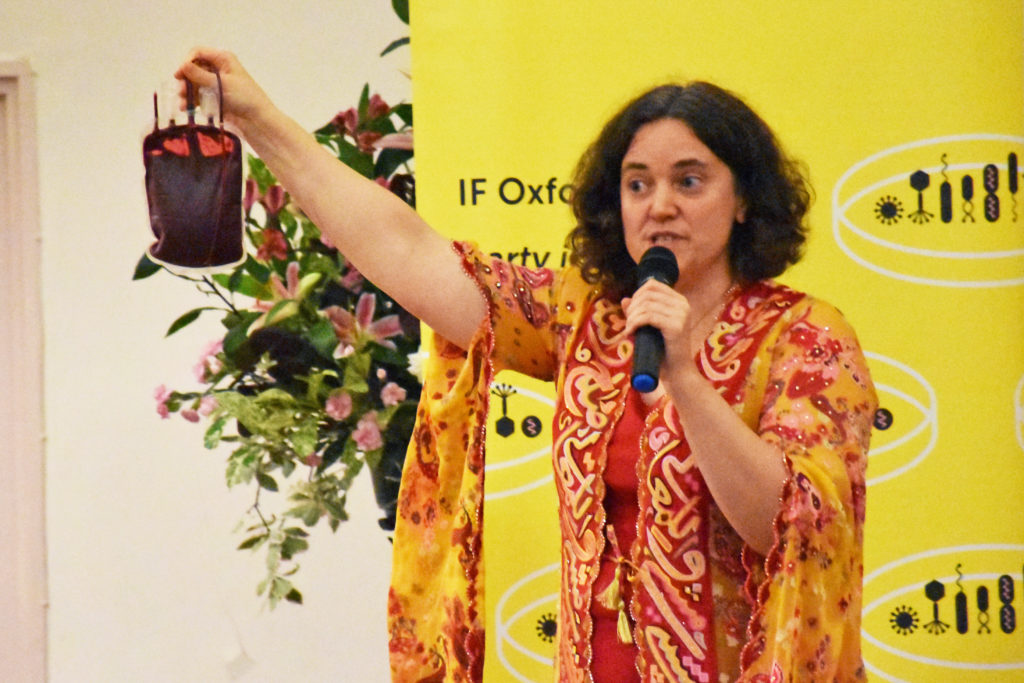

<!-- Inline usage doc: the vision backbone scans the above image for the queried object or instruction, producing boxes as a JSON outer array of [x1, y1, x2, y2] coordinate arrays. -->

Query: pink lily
[[366, 93, 390, 120], [373, 131, 413, 151], [269, 261, 301, 300], [339, 266, 364, 292], [243, 177, 260, 216], [355, 130, 382, 153], [324, 292, 403, 350], [333, 107, 360, 136], [256, 228, 289, 262], [260, 184, 287, 216]]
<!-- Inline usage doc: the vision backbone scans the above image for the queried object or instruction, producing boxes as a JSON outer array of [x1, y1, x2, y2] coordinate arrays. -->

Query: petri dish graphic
[[864, 351, 938, 486], [833, 134, 1024, 288]]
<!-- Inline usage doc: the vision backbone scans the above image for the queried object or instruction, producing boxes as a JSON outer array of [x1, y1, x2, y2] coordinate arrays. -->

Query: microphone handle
[[631, 325, 664, 393]]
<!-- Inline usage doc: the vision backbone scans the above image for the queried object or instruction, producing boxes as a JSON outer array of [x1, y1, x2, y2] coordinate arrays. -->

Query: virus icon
[[873, 407, 894, 431], [890, 605, 920, 635], [874, 195, 904, 225], [536, 612, 557, 643]]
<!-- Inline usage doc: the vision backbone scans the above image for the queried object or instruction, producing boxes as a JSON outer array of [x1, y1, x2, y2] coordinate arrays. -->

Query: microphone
[[630, 246, 679, 393]]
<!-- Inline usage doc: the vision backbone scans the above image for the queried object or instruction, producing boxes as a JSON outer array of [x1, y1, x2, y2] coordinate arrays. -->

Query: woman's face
[[619, 117, 745, 291]]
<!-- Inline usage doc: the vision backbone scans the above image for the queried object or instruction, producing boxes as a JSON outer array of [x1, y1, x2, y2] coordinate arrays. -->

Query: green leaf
[[225, 445, 260, 487], [257, 472, 279, 492], [362, 115, 398, 136], [222, 311, 261, 356], [243, 256, 271, 283], [204, 416, 227, 449], [291, 502, 321, 526], [374, 148, 414, 180], [369, 342, 411, 367], [247, 156, 276, 191], [380, 36, 410, 57], [279, 209, 298, 238], [262, 299, 298, 326], [281, 457, 296, 478], [219, 388, 301, 437], [237, 534, 266, 550], [336, 138, 375, 178], [290, 420, 319, 458], [132, 253, 162, 280], [165, 307, 213, 337], [357, 84, 371, 122], [270, 576, 293, 601], [285, 588, 303, 605], [307, 318, 339, 358], [313, 125, 338, 140], [280, 535, 309, 559], [213, 270, 271, 299], [391, 0, 409, 24], [391, 103, 413, 127]]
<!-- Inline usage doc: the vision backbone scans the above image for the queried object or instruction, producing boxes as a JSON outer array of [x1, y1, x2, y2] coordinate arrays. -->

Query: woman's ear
[[735, 199, 747, 224]]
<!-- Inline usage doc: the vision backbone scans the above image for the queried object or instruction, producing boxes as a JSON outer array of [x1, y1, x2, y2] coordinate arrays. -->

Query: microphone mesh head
[[637, 246, 679, 286]]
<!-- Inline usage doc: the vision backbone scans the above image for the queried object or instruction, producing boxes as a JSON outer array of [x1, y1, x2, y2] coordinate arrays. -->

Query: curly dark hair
[[567, 82, 812, 297]]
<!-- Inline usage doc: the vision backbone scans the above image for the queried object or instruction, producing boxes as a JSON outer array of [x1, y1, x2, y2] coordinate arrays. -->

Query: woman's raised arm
[[175, 48, 486, 349]]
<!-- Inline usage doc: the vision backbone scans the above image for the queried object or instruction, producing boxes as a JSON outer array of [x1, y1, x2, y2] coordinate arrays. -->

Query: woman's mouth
[[650, 233, 681, 246]]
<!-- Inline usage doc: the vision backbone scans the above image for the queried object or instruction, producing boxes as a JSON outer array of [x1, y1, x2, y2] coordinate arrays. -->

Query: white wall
[[1, 1, 409, 680]]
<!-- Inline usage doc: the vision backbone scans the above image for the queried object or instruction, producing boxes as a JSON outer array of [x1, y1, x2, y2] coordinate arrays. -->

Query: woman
[[177, 50, 876, 682]]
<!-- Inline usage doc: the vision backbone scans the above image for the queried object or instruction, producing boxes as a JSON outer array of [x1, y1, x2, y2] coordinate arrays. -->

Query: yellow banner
[[412, 2, 1024, 680]]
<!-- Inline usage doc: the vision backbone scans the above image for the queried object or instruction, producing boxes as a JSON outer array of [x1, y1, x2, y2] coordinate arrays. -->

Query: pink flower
[[380, 381, 407, 407], [181, 409, 200, 423], [256, 229, 289, 261], [154, 384, 171, 419], [319, 230, 336, 250], [325, 390, 353, 421], [260, 184, 287, 216], [199, 395, 218, 416], [193, 340, 224, 382], [373, 131, 413, 151], [269, 261, 301, 300], [333, 95, 388, 138], [352, 412, 383, 451], [339, 267, 364, 292], [355, 130, 382, 153], [324, 292, 403, 350], [243, 177, 260, 216], [333, 107, 360, 136], [367, 93, 390, 120]]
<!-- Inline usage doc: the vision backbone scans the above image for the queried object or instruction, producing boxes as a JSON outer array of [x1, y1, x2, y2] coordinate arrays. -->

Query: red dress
[[590, 390, 646, 682]]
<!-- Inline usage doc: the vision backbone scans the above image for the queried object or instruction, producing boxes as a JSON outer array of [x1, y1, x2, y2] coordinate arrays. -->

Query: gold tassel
[[616, 607, 634, 645], [595, 563, 633, 644], [595, 563, 623, 611]]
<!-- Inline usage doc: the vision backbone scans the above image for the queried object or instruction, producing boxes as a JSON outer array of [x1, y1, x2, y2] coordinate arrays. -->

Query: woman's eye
[[626, 178, 646, 193], [679, 175, 701, 189]]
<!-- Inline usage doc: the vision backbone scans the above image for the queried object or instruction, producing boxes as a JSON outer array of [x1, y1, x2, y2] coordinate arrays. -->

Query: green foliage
[[391, 0, 409, 25], [143, 81, 418, 608]]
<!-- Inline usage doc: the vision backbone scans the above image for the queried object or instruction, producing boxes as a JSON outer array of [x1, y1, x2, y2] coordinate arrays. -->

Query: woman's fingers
[[172, 48, 269, 127], [175, 47, 233, 81], [622, 282, 690, 337]]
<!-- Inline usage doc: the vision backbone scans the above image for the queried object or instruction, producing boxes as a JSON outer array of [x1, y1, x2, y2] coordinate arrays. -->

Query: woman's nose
[[650, 183, 678, 219]]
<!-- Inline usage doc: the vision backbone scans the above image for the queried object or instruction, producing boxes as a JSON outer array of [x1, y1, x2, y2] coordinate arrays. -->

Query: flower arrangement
[[135, 7, 416, 608]]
